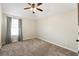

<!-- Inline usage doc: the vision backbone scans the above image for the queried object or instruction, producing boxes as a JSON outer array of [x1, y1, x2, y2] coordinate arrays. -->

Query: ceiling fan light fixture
[[30, 7, 37, 13], [24, 3, 43, 13], [30, 7, 36, 12]]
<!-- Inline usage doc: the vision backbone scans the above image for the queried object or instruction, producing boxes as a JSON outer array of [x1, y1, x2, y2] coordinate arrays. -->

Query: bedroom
[[0, 3, 78, 56]]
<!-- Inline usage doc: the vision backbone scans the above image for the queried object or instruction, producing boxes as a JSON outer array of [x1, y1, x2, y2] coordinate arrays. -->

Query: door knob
[[76, 40, 79, 42]]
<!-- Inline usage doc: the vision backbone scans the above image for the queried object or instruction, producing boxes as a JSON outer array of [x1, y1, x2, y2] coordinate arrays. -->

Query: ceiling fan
[[24, 3, 43, 13]]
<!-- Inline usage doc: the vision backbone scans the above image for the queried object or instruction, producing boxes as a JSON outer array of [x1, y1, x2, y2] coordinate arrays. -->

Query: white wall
[[1, 14, 7, 45], [36, 7, 78, 52], [22, 17, 36, 40], [0, 4, 2, 48]]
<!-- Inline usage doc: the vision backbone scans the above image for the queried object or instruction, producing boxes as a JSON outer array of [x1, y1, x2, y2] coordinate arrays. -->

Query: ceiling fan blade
[[28, 3, 31, 5], [37, 8, 43, 12], [37, 3, 42, 6], [24, 7, 31, 10]]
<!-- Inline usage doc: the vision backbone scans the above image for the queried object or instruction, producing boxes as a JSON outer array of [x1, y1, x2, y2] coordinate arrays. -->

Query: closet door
[[78, 27, 79, 55], [77, 3, 79, 55]]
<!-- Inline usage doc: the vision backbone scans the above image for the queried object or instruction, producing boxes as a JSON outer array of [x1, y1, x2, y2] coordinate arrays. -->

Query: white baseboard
[[37, 37, 78, 53], [23, 37, 36, 40]]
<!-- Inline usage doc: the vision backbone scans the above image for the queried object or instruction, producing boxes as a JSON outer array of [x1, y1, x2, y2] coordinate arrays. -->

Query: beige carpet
[[0, 38, 78, 56]]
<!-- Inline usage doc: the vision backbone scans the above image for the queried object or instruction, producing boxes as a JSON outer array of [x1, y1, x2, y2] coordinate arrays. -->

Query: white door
[[78, 27, 79, 55]]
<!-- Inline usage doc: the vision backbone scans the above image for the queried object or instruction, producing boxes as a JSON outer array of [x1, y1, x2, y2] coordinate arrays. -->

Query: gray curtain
[[18, 19, 23, 41], [6, 16, 12, 44]]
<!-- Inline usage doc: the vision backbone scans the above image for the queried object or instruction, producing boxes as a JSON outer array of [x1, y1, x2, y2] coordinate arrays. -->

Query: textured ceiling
[[2, 3, 77, 18]]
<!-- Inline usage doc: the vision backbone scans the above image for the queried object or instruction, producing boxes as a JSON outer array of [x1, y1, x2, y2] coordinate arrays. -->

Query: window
[[11, 18, 19, 36]]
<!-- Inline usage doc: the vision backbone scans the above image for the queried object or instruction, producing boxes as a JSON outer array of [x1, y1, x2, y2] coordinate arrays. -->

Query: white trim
[[0, 4, 2, 49], [37, 37, 78, 53]]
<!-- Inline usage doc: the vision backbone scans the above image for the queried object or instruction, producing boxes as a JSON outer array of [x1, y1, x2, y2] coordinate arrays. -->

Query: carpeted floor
[[0, 38, 78, 56]]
